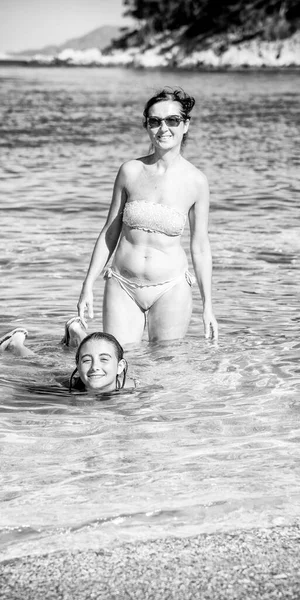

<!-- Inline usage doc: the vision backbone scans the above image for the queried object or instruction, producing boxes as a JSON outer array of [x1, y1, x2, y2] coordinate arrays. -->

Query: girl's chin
[[85, 381, 115, 392]]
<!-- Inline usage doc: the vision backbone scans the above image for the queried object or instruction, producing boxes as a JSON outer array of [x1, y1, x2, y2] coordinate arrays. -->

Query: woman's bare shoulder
[[182, 158, 208, 183], [180, 160, 209, 205], [119, 158, 146, 176], [194, 168, 209, 195], [115, 159, 144, 187]]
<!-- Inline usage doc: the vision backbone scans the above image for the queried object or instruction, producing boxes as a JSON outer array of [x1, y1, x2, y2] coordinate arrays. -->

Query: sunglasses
[[147, 115, 186, 129]]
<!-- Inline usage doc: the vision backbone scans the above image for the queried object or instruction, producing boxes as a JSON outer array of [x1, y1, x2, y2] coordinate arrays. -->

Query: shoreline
[[1, 523, 300, 599], [0, 60, 299, 73], [1, 30, 299, 70]]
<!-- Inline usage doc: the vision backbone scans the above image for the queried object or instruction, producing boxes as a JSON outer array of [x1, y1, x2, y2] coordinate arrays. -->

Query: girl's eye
[[82, 358, 92, 364]]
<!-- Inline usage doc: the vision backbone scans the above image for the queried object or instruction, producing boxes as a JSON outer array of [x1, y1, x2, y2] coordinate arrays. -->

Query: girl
[[69, 331, 128, 393], [0, 318, 129, 394]]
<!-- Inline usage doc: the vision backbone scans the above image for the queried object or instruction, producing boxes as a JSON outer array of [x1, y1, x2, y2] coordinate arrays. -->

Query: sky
[[0, 0, 134, 53]]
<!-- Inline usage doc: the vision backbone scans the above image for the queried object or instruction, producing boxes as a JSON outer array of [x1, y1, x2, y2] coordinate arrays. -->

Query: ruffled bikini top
[[123, 201, 187, 237]]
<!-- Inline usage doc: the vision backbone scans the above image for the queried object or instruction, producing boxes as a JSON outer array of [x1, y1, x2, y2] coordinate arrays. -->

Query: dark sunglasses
[[147, 115, 186, 129]]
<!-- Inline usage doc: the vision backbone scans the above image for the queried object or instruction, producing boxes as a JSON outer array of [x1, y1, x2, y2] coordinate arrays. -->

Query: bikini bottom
[[104, 267, 195, 312]]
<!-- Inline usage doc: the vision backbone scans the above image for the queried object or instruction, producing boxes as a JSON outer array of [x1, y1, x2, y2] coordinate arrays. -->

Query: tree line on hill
[[116, 0, 300, 48]]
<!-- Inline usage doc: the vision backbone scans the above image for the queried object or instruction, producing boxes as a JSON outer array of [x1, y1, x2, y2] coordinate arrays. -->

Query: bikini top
[[122, 201, 187, 237]]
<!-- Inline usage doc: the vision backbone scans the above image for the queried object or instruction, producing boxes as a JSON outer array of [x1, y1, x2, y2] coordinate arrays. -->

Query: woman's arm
[[189, 173, 218, 340], [77, 164, 128, 325]]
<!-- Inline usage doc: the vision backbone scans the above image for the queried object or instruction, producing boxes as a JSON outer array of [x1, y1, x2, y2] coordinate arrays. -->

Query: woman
[[77, 88, 218, 345], [0, 318, 129, 394]]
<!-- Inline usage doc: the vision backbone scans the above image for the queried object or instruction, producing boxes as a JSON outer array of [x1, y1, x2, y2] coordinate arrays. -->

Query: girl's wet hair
[[143, 87, 195, 146], [69, 332, 128, 393]]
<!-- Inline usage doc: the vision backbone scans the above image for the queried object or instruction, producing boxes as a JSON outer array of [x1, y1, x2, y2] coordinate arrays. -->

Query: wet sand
[[1, 524, 300, 599]]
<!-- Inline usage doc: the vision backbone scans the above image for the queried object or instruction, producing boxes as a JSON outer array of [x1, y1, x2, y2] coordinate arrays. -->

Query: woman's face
[[77, 338, 124, 392], [146, 100, 190, 151]]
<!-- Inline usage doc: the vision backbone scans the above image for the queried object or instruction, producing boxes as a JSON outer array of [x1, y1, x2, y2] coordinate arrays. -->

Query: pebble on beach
[[1, 524, 300, 599]]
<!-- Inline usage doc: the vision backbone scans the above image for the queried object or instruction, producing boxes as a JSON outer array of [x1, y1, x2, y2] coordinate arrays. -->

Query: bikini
[[122, 200, 187, 236], [104, 200, 195, 311]]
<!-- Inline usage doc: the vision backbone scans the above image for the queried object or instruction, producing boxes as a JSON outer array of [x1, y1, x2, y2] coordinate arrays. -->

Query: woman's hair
[[143, 87, 195, 146], [69, 332, 128, 392]]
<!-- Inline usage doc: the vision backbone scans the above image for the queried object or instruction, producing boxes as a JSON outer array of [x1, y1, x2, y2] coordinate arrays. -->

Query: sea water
[[0, 66, 299, 560]]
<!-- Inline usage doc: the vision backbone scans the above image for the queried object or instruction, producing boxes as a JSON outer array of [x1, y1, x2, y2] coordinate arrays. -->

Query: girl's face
[[77, 338, 125, 393], [146, 100, 190, 151]]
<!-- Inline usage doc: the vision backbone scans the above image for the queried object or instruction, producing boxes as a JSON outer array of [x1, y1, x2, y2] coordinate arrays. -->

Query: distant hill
[[4, 5, 299, 69], [13, 25, 124, 56]]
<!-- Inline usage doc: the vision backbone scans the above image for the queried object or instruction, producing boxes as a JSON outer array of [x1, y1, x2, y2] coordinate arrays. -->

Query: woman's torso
[[113, 157, 199, 283]]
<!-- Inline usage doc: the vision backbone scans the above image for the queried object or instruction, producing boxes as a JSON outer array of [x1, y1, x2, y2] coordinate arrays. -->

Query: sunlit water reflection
[[0, 67, 299, 560]]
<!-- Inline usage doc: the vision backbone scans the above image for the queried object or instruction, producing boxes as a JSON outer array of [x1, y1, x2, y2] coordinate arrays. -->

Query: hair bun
[[143, 87, 196, 121]]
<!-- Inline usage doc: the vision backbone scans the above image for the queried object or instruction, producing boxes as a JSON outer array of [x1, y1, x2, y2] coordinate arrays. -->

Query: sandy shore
[[1, 524, 300, 599]]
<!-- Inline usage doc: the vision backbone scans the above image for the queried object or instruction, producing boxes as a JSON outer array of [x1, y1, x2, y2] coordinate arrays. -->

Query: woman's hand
[[77, 287, 94, 328], [203, 307, 218, 341]]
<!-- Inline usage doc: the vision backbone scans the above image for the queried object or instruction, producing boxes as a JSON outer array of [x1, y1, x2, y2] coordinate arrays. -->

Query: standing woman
[[77, 88, 218, 345]]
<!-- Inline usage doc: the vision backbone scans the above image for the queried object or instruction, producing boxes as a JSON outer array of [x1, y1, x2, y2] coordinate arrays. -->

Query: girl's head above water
[[69, 332, 127, 393]]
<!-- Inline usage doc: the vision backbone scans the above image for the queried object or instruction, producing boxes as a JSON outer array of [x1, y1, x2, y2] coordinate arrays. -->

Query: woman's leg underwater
[[103, 277, 146, 346], [147, 276, 193, 342]]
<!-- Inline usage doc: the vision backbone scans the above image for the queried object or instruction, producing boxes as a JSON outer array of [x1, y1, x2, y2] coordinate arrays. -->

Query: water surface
[[0, 67, 299, 560]]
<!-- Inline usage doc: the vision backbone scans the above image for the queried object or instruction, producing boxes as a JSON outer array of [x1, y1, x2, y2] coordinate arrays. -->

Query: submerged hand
[[203, 308, 218, 341], [77, 288, 94, 328]]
